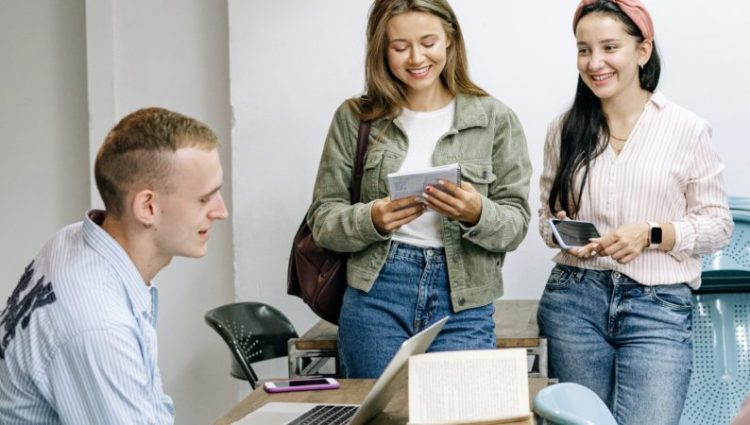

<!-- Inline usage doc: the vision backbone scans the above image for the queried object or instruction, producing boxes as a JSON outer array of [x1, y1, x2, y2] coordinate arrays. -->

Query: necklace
[[609, 133, 628, 142]]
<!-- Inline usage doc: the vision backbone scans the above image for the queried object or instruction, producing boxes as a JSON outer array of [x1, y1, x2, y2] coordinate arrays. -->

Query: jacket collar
[[376, 93, 489, 131], [453, 93, 488, 130]]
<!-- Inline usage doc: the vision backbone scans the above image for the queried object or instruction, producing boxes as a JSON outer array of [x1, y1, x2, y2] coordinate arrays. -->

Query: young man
[[0, 107, 228, 424]]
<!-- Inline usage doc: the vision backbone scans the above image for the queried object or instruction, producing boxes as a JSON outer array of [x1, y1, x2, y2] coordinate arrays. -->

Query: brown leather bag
[[287, 120, 371, 324]]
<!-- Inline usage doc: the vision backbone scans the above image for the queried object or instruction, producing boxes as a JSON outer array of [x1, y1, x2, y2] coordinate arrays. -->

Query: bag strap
[[350, 120, 371, 203]]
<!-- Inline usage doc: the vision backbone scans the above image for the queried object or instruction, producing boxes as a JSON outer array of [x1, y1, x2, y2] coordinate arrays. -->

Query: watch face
[[651, 227, 663, 244]]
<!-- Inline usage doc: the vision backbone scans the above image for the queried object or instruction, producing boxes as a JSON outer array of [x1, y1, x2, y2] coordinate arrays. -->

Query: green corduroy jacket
[[307, 94, 532, 312]]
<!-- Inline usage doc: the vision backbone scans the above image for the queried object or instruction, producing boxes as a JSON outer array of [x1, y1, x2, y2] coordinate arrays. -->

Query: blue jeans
[[338, 241, 496, 378], [537, 264, 693, 425]]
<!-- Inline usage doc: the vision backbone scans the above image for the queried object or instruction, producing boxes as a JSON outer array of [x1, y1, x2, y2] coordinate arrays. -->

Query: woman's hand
[[590, 222, 650, 264], [422, 180, 483, 226], [553, 211, 598, 258], [371, 197, 426, 235]]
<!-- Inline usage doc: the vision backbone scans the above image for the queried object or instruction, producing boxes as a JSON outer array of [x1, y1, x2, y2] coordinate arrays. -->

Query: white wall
[[230, 0, 750, 346], [0, 0, 89, 302]]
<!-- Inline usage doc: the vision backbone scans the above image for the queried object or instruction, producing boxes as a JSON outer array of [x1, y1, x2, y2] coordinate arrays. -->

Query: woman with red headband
[[537, 1, 732, 423]]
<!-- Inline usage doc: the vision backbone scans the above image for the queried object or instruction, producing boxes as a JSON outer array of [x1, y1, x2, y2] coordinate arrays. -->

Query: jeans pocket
[[544, 264, 577, 291], [649, 284, 693, 311]]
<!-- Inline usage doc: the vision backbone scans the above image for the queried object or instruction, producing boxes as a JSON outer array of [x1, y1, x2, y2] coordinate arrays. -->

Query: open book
[[388, 163, 461, 201], [408, 349, 530, 425]]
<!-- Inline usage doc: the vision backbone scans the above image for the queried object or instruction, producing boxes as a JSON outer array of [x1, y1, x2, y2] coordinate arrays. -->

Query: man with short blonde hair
[[0, 107, 228, 424]]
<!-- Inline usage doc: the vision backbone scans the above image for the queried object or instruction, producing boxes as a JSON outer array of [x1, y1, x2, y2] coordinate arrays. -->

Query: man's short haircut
[[94, 107, 219, 218]]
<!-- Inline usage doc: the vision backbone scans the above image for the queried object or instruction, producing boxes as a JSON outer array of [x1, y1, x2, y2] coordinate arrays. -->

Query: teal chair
[[680, 199, 750, 425], [533, 382, 617, 425]]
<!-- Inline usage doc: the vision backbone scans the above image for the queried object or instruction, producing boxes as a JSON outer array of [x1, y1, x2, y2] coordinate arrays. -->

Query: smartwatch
[[648, 221, 662, 249]]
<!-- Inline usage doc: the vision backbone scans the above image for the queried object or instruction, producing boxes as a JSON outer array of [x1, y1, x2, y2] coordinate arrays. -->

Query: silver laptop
[[235, 316, 449, 425]]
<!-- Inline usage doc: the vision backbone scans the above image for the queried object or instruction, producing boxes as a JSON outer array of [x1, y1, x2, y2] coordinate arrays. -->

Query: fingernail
[[422, 192, 429, 199]]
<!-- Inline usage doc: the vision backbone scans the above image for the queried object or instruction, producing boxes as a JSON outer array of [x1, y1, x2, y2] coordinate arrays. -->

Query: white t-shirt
[[392, 99, 456, 248]]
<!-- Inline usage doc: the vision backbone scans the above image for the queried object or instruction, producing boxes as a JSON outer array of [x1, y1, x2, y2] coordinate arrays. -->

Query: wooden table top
[[214, 377, 550, 425], [293, 299, 541, 351]]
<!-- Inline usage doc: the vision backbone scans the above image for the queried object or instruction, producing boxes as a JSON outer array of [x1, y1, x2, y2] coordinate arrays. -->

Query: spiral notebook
[[388, 163, 461, 201]]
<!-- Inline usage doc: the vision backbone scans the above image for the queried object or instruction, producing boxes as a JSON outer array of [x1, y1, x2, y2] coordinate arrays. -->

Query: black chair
[[204, 302, 299, 389]]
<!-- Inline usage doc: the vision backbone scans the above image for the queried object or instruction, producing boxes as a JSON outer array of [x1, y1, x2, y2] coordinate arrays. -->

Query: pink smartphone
[[263, 377, 340, 393]]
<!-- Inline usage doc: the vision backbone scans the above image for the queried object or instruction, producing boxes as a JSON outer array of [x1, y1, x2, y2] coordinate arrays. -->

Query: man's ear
[[131, 189, 157, 228]]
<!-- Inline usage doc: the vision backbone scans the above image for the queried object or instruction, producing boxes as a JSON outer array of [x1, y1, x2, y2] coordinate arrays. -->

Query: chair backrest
[[729, 196, 750, 213], [532, 382, 617, 425], [682, 199, 750, 424], [680, 293, 750, 425], [204, 302, 298, 389], [700, 202, 750, 291]]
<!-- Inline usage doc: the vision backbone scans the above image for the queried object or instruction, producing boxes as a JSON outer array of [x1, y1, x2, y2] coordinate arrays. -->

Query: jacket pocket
[[362, 149, 385, 201], [460, 162, 496, 196]]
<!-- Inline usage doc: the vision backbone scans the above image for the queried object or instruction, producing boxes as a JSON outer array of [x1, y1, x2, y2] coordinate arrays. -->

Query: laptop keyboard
[[288, 405, 358, 425]]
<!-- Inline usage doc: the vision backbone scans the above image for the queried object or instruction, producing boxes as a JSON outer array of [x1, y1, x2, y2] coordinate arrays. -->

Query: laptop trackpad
[[233, 402, 318, 424]]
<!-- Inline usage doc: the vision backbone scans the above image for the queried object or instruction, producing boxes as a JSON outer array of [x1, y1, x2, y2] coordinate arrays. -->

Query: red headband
[[573, 0, 654, 42]]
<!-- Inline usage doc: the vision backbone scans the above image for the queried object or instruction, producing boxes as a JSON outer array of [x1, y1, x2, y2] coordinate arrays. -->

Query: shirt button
[[452, 254, 460, 262], [469, 230, 479, 237], [457, 297, 466, 306]]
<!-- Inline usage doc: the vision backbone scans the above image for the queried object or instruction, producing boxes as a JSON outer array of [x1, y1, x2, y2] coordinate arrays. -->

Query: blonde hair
[[94, 107, 219, 218], [350, 0, 488, 121]]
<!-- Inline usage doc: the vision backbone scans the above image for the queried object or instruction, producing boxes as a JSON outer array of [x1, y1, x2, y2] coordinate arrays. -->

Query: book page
[[388, 163, 461, 201], [408, 349, 529, 425]]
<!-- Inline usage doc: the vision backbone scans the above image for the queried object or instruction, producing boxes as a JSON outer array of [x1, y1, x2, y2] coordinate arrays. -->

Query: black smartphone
[[549, 219, 601, 249]]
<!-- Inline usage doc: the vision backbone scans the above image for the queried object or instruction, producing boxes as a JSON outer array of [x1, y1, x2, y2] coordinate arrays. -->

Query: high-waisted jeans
[[537, 264, 693, 425], [338, 241, 496, 378]]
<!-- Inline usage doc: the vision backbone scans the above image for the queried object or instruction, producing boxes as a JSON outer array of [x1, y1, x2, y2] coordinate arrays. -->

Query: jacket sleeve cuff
[[459, 196, 496, 239], [356, 200, 390, 243]]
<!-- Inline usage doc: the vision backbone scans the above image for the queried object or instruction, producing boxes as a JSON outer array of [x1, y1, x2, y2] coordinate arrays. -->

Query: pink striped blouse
[[538, 92, 733, 288]]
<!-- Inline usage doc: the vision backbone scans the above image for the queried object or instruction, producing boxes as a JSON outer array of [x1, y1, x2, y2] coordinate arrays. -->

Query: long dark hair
[[548, 0, 661, 217]]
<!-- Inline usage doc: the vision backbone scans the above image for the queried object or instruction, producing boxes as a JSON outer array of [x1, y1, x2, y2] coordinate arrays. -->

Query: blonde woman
[[307, 0, 532, 378]]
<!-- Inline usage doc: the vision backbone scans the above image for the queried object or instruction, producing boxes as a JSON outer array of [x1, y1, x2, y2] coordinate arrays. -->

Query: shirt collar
[[647, 91, 667, 110], [83, 209, 153, 320]]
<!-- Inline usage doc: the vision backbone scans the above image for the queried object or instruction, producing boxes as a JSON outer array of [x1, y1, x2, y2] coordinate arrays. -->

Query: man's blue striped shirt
[[0, 210, 175, 424]]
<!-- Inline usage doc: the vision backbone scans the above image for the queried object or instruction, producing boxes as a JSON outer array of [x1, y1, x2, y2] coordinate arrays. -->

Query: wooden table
[[288, 299, 547, 378], [214, 378, 551, 425]]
